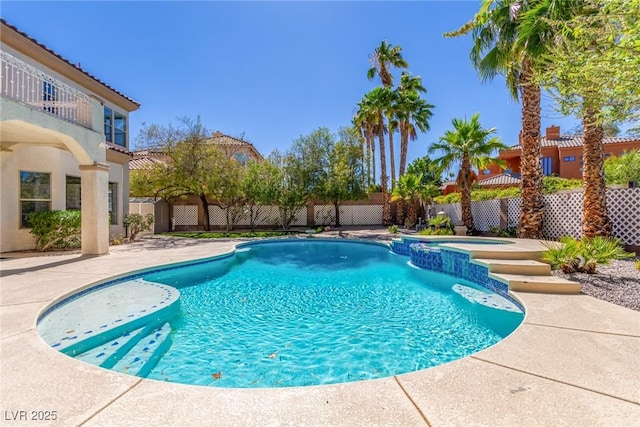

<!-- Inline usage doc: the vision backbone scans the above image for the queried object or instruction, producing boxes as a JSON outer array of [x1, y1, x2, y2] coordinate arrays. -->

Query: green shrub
[[28, 210, 81, 252], [124, 213, 154, 241], [636, 259, 640, 271], [542, 236, 634, 274], [388, 224, 399, 234], [489, 226, 518, 237], [418, 227, 454, 236]]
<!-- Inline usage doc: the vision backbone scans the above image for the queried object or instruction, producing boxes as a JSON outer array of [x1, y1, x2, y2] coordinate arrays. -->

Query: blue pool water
[[129, 240, 524, 388]]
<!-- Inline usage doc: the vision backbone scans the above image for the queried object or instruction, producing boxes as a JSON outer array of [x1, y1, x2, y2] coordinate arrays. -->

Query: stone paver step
[[491, 273, 582, 294], [473, 258, 551, 275]]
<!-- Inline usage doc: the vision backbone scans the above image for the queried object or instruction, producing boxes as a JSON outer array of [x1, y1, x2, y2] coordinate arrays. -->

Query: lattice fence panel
[[173, 205, 198, 226], [313, 205, 383, 226], [607, 188, 640, 245], [542, 192, 582, 239], [433, 203, 461, 225], [343, 205, 383, 225], [207, 205, 227, 227], [471, 200, 500, 231], [314, 205, 335, 225], [209, 205, 306, 228], [507, 198, 522, 228]]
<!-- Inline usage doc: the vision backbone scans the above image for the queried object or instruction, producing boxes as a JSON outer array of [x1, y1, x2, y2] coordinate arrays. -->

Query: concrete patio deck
[[1, 231, 639, 426]]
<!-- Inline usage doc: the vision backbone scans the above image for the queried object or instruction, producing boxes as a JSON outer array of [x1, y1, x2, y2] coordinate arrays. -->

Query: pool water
[[137, 240, 523, 388]]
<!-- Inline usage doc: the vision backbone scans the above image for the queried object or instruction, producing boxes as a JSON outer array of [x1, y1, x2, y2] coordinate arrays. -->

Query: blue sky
[[2, 0, 582, 176]]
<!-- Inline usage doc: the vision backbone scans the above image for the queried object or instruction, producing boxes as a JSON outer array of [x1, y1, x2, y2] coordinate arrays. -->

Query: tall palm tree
[[396, 72, 433, 178], [353, 97, 377, 187], [367, 40, 408, 88], [429, 114, 507, 232], [368, 41, 409, 193], [518, 0, 611, 237], [447, 0, 577, 239], [365, 87, 394, 225]]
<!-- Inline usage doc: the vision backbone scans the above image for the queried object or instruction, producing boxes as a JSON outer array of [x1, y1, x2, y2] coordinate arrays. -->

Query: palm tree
[[396, 72, 434, 177], [428, 114, 507, 232], [365, 87, 394, 225], [367, 41, 409, 193], [391, 173, 436, 228], [367, 40, 408, 88], [353, 97, 377, 188], [447, 0, 577, 239], [518, 0, 611, 237]]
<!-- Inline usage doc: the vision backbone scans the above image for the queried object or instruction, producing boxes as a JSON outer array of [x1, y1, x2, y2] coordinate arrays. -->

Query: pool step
[[490, 273, 582, 294], [473, 259, 551, 276], [111, 323, 173, 377], [75, 326, 147, 368]]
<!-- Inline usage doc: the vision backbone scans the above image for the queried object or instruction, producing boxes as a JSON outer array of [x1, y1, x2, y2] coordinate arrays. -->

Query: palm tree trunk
[[378, 118, 391, 225], [368, 129, 376, 186], [396, 199, 405, 226], [407, 199, 417, 227], [460, 156, 474, 230], [333, 201, 341, 227], [389, 125, 396, 190], [399, 121, 409, 177], [582, 108, 611, 237], [517, 59, 544, 239]]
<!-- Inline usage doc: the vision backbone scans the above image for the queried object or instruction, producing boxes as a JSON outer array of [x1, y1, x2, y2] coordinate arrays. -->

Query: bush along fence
[[434, 187, 640, 251]]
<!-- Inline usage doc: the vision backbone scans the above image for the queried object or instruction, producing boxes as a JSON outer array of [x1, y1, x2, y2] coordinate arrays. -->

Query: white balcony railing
[[1, 50, 92, 129]]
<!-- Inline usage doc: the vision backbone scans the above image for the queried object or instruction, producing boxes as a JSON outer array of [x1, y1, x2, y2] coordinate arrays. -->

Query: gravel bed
[[552, 259, 640, 311]]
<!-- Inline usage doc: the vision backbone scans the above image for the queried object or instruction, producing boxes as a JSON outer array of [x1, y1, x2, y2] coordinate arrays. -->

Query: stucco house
[[0, 19, 140, 254], [129, 132, 264, 231], [482, 125, 640, 180]]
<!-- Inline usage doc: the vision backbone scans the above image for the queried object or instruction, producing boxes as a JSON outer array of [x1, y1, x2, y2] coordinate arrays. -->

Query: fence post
[[500, 199, 509, 229]]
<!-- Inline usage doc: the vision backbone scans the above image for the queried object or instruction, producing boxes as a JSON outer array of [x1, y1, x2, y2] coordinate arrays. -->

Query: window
[[108, 182, 117, 225], [541, 157, 553, 176], [563, 156, 576, 162], [20, 171, 51, 227], [66, 176, 81, 210], [42, 81, 57, 113], [104, 107, 127, 147], [234, 152, 247, 165], [104, 107, 112, 142]]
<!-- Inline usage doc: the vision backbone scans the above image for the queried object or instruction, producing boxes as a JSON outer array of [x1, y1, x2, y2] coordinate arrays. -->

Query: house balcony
[[1, 50, 94, 129]]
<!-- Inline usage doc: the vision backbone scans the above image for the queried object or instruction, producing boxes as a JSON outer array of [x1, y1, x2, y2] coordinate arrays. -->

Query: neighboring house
[[129, 131, 264, 230], [440, 173, 520, 195], [482, 126, 640, 180], [0, 19, 140, 254]]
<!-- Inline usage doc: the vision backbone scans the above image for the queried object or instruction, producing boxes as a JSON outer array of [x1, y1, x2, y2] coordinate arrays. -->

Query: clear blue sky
[[2, 0, 581, 176]]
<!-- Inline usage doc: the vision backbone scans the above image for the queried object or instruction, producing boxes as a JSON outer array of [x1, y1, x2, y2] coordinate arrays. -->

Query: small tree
[[242, 160, 281, 231], [124, 213, 154, 241]]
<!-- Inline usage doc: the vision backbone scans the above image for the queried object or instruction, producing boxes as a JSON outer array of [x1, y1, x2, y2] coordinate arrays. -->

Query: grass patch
[[160, 231, 302, 239]]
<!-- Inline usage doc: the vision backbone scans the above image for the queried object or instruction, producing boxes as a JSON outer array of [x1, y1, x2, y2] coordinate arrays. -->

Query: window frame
[[104, 107, 127, 148], [108, 182, 118, 225], [19, 171, 51, 228]]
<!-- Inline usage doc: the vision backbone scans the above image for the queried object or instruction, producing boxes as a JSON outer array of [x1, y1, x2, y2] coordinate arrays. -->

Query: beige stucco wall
[[0, 146, 127, 253]]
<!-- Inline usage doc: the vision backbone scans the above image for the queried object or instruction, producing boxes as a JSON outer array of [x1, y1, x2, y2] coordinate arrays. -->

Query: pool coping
[[1, 232, 639, 426]]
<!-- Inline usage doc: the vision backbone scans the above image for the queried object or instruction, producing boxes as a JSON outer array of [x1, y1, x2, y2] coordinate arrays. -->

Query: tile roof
[[129, 157, 165, 170], [477, 173, 521, 187], [1, 18, 140, 107], [504, 135, 640, 151], [106, 143, 131, 155]]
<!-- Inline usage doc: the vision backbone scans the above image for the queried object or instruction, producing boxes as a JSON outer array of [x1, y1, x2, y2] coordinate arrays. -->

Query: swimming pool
[[37, 239, 524, 388]]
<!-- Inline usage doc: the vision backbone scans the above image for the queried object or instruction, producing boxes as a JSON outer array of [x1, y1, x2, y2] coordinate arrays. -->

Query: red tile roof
[[504, 135, 639, 151], [477, 173, 521, 187]]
